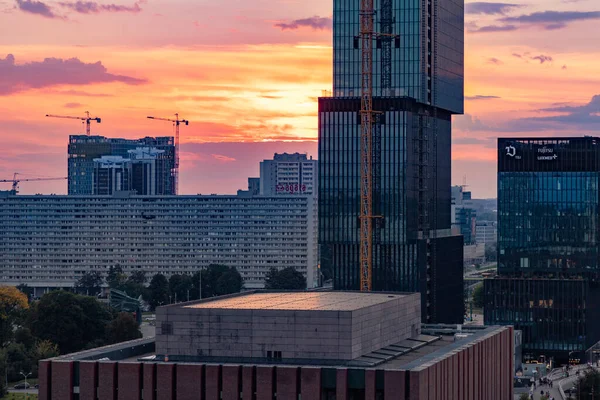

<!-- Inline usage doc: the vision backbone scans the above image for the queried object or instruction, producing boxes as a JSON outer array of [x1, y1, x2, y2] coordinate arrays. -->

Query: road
[[517, 364, 595, 400]]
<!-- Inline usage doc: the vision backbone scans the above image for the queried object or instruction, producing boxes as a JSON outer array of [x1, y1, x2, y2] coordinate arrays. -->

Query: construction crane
[[146, 113, 188, 195], [359, 0, 397, 291], [0, 173, 67, 193], [45, 111, 101, 136]]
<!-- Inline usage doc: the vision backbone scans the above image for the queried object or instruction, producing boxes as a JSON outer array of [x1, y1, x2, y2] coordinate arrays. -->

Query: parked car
[[35, 384, 39, 389], [564, 386, 577, 395], [13, 382, 30, 390]]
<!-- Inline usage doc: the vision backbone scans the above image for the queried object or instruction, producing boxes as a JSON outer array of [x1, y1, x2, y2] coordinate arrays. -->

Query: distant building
[[0, 192, 318, 295], [68, 135, 176, 195], [92, 148, 169, 195], [476, 221, 497, 245], [452, 185, 477, 245], [259, 153, 317, 195], [486, 137, 600, 363], [39, 291, 514, 400]]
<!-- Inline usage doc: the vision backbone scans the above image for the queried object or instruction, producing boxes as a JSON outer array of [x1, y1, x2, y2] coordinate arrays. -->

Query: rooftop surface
[[183, 292, 408, 311]]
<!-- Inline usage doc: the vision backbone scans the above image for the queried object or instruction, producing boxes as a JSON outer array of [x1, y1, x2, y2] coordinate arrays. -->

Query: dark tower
[[319, 0, 465, 323]]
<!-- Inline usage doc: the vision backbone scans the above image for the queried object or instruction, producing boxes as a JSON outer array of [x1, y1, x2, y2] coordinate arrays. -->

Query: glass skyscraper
[[485, 137, 600, 363], [68, 135, 176, 195], [319, 0, 464, 323]]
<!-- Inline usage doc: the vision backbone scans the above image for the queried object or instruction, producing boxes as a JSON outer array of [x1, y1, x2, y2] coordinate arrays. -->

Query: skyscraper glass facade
[[68, 135, 176, 195], [319, 0, 464, 323], [486, 137, 600, 362]]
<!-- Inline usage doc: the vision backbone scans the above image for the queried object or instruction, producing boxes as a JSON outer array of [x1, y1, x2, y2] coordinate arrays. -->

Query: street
[[516, 364, 596, 400]]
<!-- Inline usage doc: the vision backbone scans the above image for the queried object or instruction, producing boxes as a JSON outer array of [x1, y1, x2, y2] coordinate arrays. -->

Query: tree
[[485, 244, 498, 262], [169, 274, 193, 303], [34, 340, 59, 360], [215, 268, 243, 296], [264, 267, 307, 290], [2, 342, 34, 382], [16, 284, 33, 301], [0, 286, 29, 345], [76, 271, 104, 296], [28, 291, 112, 354], [200, 264, 243, 298], [147, 274, 169, 310], [107, 265, 126, 289], [472, 284, 485, 309], [106, 312, 142, 344], [575, 369, 600, 399], [128, 270, 147, 285], [518, 394, 530, 400]]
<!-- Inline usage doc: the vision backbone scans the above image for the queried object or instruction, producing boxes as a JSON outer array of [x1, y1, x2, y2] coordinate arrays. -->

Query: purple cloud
[[58, 1, 142, 14], [500, 10, 600, 29], [275, 16, 332, 31], [468, 24, 518, 33], [531, 55, 553, 64], [64, 102, 83, 108], [465, 95, 501, 100], [488, 57, 503, 65], [0, 54, 146, 95], [15, 0, 60, 18], [465, 2, 522, 15], [562, 65, 567, 70]]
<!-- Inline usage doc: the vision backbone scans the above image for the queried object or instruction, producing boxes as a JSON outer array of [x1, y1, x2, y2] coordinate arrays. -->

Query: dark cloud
[[64, 102, 83, 108], [468, 24, 518, 33], [488, 57, 503, 65], [465, 95, 501, 100], [15, 0, 60, 18], [562, 65, 567, 70], [500, 10, 600, 29], [0, 54, 146, 95], [531, 55, 553, 64], [465, 2, 522, 15], [275, 16, 332, 31], [58, 1, 142, 14]]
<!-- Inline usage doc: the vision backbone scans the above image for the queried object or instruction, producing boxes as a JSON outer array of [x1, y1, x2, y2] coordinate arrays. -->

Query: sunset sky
[[1, 0, 599, 198]]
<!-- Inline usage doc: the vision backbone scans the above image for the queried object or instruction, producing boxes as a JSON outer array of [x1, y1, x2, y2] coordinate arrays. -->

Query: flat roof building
[[39, 291, 514, 400]]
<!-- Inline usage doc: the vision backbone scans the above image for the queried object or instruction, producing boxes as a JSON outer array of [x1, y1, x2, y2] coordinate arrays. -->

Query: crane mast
[[359, 0, 397, 292], [147, 114, 189, 195], [359, 0, 376, 292]]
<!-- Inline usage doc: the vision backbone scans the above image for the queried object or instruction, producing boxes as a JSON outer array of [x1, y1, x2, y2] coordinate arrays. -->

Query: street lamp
[[20, 371, 31, 389]]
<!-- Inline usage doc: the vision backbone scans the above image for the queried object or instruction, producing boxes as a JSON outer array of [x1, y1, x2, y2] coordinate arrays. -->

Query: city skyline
[[2, 0, 599, 198]]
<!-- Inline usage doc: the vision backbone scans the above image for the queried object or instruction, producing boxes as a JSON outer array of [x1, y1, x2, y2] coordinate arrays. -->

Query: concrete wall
[[156, 293, 421, 361]]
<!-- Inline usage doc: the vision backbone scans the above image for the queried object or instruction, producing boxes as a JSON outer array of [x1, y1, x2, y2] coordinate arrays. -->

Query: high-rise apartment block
[[485, 137, 600, 363], [93, 148, 170, 195], [452, 185, 476, 245], [319, 0, 464, 323], [68, 135, 176, 195], [259, 153, 317, 195], [0, 192, 318, 296], [475, 221, 497, 245]]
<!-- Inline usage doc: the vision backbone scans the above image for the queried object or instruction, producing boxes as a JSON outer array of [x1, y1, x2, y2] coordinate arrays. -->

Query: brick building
[[39, 291, 513, 400]]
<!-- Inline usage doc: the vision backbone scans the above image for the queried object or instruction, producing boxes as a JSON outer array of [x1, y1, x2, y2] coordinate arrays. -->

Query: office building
[[259, 153, 317, 195], [39, 291, 514, 400], [485, 137, 600, 363], [0, 192, 318, 295], [319, 0, 464, 323], [92, 148, 169, 195], [451, 185, 476, 245], [475, 221, 497, 245], [68, 135, 176, 195]]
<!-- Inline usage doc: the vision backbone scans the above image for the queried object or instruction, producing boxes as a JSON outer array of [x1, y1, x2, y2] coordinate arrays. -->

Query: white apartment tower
[[259, 153, 317, 195]]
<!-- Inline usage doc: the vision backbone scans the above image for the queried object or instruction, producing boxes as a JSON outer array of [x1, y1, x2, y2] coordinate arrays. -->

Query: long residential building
[[0, 192, 317, 296]]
